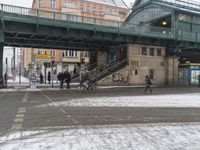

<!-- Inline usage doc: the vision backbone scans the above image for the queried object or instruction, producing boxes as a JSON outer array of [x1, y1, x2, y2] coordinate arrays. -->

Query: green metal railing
[[1, 3, 200, 43], [0, 3, 174, 38]]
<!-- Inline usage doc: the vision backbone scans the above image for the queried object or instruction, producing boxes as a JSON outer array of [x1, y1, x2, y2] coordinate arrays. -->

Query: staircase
[[91, 59, 128, 82], [71, 62, 97, 80]]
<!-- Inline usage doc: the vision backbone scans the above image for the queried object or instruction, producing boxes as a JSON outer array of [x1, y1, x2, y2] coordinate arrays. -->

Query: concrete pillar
[[97, 51, 108, 71], [0, 43, 3, 80], [0, 29, 4, 81], [166, 55, 179, 86]]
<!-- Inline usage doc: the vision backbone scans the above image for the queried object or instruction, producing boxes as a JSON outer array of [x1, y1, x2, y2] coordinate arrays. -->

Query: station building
[[98, 0, 200, 86]]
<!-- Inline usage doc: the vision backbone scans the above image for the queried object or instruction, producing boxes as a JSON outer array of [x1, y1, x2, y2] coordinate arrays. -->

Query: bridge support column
[[165, 55, 179, 86], [97, 51, 108, 71], [0, 43, 4, 86], [0, 29, 4, 87]]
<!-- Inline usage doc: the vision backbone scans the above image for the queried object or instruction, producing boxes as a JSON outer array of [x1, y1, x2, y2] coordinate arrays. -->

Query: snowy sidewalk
[[1, 122, 200, 150]]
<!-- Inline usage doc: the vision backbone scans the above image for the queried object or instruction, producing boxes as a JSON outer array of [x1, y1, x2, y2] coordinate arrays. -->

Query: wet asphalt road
[[0, 87, 200, 133]]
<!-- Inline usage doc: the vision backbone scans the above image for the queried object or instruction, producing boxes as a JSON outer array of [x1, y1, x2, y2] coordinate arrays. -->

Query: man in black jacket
[[145, 75, 152, 93]]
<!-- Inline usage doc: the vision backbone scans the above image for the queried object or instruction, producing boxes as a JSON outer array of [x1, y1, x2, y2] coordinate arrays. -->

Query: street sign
[[34, 54, 51, 63]]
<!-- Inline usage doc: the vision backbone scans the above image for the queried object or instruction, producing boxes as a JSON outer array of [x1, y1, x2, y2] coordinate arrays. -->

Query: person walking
[[40, 73, 43, 84], [73, 66, 77, 76], [4, 73, 8, 87], [145, 75, 152, 93], [198, 74, 200, 88], [64, 71, 71, 89], [47, 71, 51, 84], [57, 72, 64, 89]]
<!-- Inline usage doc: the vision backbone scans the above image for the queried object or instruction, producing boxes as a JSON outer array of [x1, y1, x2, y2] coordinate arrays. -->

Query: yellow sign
[[34, 54, 51, 59]]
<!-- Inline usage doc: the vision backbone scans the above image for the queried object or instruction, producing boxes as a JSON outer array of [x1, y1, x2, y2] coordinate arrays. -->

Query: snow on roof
[[133, 0, 200, 11], [86, 0, 128, 9]]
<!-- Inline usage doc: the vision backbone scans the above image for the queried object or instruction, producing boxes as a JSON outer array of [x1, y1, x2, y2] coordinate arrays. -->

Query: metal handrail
[[92, 59, 128, 81]]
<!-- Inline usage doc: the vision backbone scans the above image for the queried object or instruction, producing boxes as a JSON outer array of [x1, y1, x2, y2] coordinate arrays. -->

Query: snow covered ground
[[1, 123, 200, 150], [1, 90, 200, 149], [39, 93, 200, 108]]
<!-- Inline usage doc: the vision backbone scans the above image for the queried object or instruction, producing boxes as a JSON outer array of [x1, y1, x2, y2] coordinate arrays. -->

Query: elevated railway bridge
[[0, 0, 200, 86]]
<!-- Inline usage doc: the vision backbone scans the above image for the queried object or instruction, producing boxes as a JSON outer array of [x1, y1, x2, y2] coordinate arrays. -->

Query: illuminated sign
[[178, 14, 191, 22]]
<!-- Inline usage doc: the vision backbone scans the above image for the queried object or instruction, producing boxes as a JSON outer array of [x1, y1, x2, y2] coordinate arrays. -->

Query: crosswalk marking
[[11, 93, 28, 131], [18, 108, 26, 113]]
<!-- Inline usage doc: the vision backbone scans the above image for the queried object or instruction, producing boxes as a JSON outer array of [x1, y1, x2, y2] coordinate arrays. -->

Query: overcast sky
[[0, 0, 134, 8]]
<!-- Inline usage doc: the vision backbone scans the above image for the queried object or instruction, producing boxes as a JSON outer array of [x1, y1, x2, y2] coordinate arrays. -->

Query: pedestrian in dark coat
[[40, 73, 43, 84], [198, 74, 200, 88], [57, 72, 64, 89], [73, 66, 77, 76], [145, 75, 152, 93], [4, 73, 8, 87], [64, 71, 71, 89], [47, 71, 51, 84]]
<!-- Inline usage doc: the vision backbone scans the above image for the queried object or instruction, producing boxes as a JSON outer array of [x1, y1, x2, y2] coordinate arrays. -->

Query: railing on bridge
[[0, 3, 173, 38], [1, 3, 200, 43]]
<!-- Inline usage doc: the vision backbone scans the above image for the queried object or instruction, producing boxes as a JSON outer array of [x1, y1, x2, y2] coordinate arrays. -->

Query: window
[[86, 6, 90, 13], [38, 49, 42, 54], [66, 50, 75, 57], [86, 2, 90, 12], [149, 48, 154, 56], [50, 0, 56, 8], [80, 52, 83, 57], [157, 48, 162, 56], [64, 2, 74, 8], [93, 7, 97, 14], [149, 69, 154, 79], [65, 50, 68, 57], [108, 9, 113, 15], [80, 4, 83, 11], [69, 51, 73, 57], [39, 0, 43, 8], [99, 8, 103, 15], [74, 51, 78, 57], [142, 47, 147, 55], [51, 50, 56, 57], [66, 14, 75, 21]]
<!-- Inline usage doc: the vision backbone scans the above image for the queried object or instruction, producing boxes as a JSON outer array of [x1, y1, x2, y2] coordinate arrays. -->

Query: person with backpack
[[145, 75, 152, 93]]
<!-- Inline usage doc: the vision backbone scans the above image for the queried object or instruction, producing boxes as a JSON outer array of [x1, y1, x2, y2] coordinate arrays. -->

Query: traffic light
[[5, 58, 7, 64], [51, 57, 55, 65]]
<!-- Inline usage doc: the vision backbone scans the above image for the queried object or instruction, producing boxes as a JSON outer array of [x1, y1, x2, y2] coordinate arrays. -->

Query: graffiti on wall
[[112, 73, 127, 83]]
